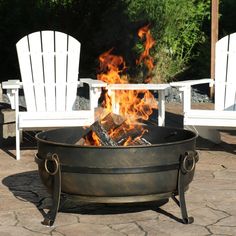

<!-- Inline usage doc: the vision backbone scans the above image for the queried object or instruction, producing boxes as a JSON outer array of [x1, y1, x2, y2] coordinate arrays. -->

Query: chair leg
[[15, 127, 20, 160], [158, 90, 165, 126]]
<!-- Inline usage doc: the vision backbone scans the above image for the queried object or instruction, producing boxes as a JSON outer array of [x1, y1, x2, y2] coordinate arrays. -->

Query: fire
[[97, 48, 127, 84], [86, 25, 157, 146], [136, 25, 155, 72], [84, 131, 101, 146]]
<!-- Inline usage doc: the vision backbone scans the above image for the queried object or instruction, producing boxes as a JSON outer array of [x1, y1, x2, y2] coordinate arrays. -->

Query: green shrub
[[124, 0, 211, 82]]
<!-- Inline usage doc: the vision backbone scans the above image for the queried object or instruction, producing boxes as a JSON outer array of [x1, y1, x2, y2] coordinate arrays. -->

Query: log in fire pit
[[35, 124, 198, 226]]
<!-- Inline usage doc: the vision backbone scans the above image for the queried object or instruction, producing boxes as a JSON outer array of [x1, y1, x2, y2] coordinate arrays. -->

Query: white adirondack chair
[[170, 33, 236, 143], [2, 31, 106, 160]]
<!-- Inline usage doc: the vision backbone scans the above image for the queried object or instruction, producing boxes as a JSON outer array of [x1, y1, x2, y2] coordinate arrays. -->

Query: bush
[[124, 0, 211, 82]]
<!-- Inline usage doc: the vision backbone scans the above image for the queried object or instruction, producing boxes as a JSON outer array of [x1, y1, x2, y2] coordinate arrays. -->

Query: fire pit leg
[[42, 154, 61, 227], [171, 152, 195, 224]]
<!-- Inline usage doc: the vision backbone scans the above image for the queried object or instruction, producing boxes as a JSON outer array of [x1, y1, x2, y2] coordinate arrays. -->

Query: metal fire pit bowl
[[35, 125, 198, 226]]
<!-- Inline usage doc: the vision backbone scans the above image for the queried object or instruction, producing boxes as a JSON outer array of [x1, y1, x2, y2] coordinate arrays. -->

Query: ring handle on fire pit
[[181, 151, 198, 173], [44, 153, 59, 176]]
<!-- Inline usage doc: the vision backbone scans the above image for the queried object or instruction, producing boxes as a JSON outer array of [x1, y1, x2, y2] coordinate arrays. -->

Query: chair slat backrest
[[225, 33, 236, 111], [16, 31, 81, 112], [215, 33, 236, 111], [42, 31, 56, 112]]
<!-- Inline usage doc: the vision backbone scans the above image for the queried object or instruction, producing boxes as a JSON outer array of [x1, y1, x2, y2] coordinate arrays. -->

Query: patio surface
[[0, 102, 236, 236]]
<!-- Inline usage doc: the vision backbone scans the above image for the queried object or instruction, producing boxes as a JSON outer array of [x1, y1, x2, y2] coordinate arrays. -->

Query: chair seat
[[18, 110, 93, 129], [185, 109, 236, 127]]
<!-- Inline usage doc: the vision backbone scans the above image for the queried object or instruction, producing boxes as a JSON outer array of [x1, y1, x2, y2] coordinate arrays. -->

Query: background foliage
[[124, 0, 211, 82], [0, 0, 235, 83]]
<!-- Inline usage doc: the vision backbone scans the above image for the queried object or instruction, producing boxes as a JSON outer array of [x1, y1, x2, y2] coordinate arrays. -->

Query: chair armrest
[[2, 79, 23, 89], [2, 80, 22, 109], [107, 83, 170, 90], [170, 78, 214, 88], [80, 78, 107, 88], [170, 78, 214, 113], [79, 78, 107, 109]]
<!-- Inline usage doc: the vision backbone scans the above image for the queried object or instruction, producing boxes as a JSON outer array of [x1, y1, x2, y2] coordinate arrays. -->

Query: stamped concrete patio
[[0, 102, 236, 236]]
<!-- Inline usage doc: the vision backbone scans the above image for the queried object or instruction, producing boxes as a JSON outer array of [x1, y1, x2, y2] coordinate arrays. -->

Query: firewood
[[75, 112, 151, 146], [91, 112, 128, 146], [102, 113, 125, 129], [75, 137, 86, 146], [91, 121, 118, 146], [129, 137, 152, 146], [113, 127, 147, 146], [75, 112, 125, 146]]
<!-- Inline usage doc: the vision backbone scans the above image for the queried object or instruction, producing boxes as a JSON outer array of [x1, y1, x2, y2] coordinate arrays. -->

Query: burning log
[[76, 112, 151, 147], [114, 126, 150, 146], [91, 121, 118, 146], [76, 113, 125, 146]]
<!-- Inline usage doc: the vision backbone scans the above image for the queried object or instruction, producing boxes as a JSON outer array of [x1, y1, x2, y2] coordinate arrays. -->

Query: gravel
[[165, 87, 213, 103]]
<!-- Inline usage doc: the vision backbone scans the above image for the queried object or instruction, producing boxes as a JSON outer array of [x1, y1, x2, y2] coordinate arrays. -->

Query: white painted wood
[[225, 33, 236, 110], [16, 35, 36, 112], [107, 83, 170, 90], [2, 80, 22, 89], [66, 35, 81, 111], [55, 31, 68, 111], [158, 90, 165, 126], [28, 32, 46, 112], [181, 85, 191, 113], [2, 80, 22, 109], [184, 110, 236, 127], [19, 110, 93, 128], [215, 34, 229, 111], [170, 78, 213, 87], [80, 78, 107, 87], [6, 89, 17, 109], [89, 87, 101, 110], [42, 31, 56, 112], [14, 87, 20, 160], [80, 79, 107, 110]]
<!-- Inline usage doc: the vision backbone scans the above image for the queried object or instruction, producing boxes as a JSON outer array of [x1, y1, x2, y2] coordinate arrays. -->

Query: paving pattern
[[0, 103, 236, 236]]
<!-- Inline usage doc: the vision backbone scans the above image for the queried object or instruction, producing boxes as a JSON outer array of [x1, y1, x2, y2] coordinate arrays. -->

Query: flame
[[97, 48, 127, 84], [136, 25, 155, 72], [101, 91, 112, 111], [123, 136, 132, 146], [84, 131, 101, 146], [86, 25, 157, 146]]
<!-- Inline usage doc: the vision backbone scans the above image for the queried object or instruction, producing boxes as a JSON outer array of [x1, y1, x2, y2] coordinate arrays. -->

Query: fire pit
[[35, 125, 198, 226]]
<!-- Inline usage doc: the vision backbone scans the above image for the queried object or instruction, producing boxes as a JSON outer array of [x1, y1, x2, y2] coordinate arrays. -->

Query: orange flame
[[97, 48, 127, 84], [136, 25, 155, 71], [87, 25, 157, 146], [84, 131, 101, 146]]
